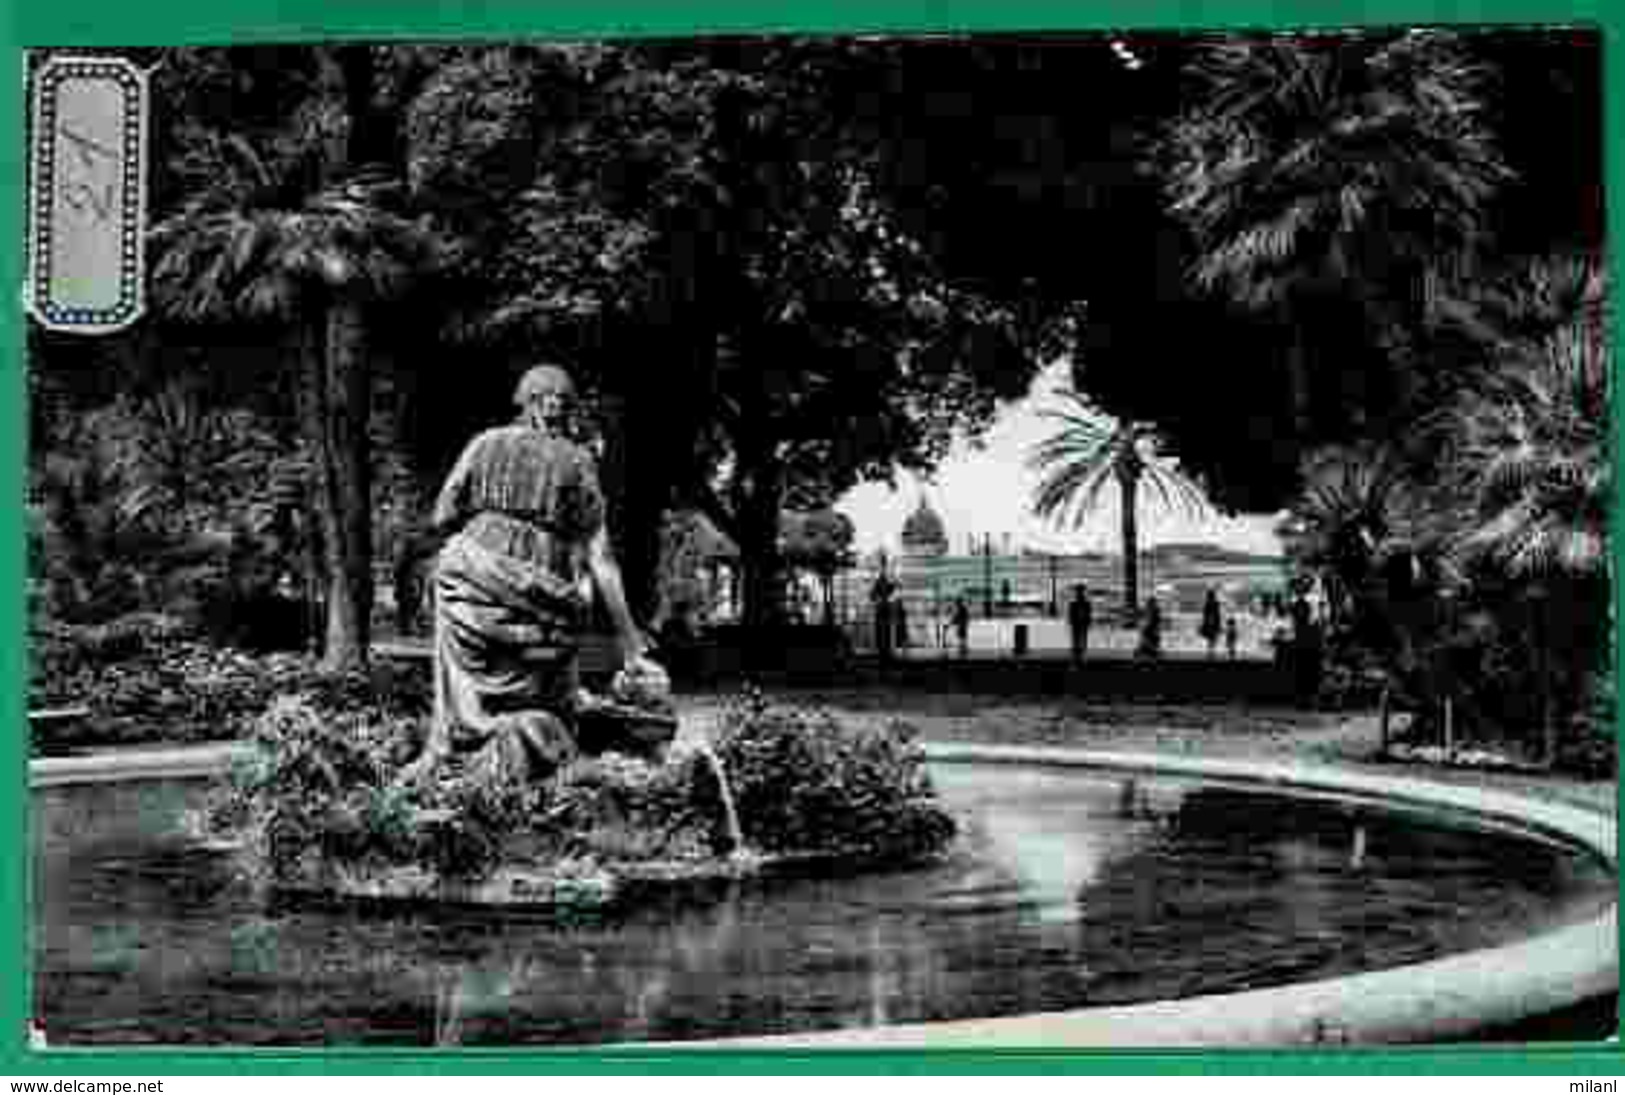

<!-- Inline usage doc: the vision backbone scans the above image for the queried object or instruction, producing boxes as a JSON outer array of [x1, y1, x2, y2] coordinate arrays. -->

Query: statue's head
[[514, 364, 577, 432]]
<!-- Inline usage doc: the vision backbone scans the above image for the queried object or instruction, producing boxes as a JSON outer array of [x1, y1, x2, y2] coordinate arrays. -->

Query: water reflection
[[33, 769, 1614, 1046]]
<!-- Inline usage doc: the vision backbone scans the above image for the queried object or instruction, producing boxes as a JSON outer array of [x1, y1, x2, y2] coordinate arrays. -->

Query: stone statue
[[412, 363, 672, 792]]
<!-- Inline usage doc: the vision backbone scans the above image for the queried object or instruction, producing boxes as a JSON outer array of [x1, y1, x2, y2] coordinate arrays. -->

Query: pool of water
[[32, 762, 1616, 1046]]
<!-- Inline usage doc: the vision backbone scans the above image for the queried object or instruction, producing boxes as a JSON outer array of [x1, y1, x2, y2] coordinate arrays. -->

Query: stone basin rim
[[28, 741, 1619, 1048]]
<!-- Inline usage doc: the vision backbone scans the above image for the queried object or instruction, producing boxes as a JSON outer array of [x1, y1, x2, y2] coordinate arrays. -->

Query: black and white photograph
[[25, 28, 1614, 1049]]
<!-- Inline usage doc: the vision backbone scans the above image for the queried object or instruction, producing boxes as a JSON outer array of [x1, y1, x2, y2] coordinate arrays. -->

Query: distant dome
[[901, 496, 948, 556]]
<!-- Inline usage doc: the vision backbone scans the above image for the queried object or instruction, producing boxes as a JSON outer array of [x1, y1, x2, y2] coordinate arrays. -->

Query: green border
[[4, 0, 1620, 1075]]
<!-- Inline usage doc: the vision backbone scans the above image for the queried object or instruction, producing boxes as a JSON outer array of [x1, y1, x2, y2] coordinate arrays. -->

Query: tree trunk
[[597, 391, 666, 626], [738, 492, 785, 634], [1536, 589, 1557, 767], [1288, 320, 1313, 439], [1118, 466, 1140, 619], [335, 45, 397, 171], [308, 300, 373, 672]]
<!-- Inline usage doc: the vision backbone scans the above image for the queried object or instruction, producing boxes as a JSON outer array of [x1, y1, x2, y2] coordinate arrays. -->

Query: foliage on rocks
[[712, 691, 956, 860], [207, 689, 957, 895]]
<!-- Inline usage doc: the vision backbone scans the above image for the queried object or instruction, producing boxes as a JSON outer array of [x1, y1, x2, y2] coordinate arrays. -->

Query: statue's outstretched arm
[[585, 527, 650, 666]]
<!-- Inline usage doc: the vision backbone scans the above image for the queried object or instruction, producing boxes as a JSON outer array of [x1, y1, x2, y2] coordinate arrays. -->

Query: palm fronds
[[150, 133, 441, 324], [1446, 263, 1610, 579], [1028, 389, 1207, 529], [1029, 390, 1209, 549], [1029, 389, 1209, 614], [1163, 30, 1510, 311]]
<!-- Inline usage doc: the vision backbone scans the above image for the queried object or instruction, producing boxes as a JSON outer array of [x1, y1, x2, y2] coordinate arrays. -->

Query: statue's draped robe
[[426, 424, 605, 787]]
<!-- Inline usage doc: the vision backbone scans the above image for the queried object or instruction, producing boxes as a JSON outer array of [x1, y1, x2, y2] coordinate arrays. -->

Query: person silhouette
[[1199, 589, 1222, 658], [951, 595, 971, 658], [1067, 584, 1093, 665], [870, 569, 897, 663], [1136, 596, 1164, 661]]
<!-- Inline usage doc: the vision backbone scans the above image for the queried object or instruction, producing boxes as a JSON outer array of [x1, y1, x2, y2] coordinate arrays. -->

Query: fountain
[[162, 686, 955, 913], [690, 738, 748, 858], [26, 362, 1615, 1046], [30, 701, 1617, 1048]]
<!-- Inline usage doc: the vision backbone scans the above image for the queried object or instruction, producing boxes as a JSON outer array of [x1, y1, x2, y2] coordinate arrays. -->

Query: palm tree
[[85, 381, 286, 538], [1279, 444, 1408, 631], [1278, 442, 1450, 721], [1447, 254, 1608, 578], [1160, 30, 1511, 431], [1029, 389, 1207, 618], [151, 129, 437, 670], [1444, 254, 1609, 763]]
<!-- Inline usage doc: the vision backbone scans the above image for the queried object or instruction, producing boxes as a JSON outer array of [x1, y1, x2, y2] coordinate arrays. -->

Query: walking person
[[1199, 588, 1223, 659], [1290, 590, 1324, 703], [1136, 596, 1164, 661], [1067, 584, 1093, 665], [951, 595, 971, 659], [871, 570, 897, 664], [1225, 616, 1239, 660]]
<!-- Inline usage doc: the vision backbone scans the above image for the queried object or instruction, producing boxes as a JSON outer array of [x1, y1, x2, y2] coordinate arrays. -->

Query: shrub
[[216, 694, 420, 880], [30, 628, 430, 752], [712, 691, 956, 861], [1554, 673, 1617, 779], [210, 689, 958, 893]]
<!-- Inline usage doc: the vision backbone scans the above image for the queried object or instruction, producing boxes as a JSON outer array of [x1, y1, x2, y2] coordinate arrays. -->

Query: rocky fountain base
[[198, 689, 958, 914]]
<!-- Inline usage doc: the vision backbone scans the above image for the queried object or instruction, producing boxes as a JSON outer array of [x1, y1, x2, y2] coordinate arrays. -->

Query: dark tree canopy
[[816, 30, 1602, 513], [29, 31, 1603, 646]]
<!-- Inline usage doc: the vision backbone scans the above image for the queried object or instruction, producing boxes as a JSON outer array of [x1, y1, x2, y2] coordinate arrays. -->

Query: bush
[[712, 691, 956, 861], [541, 753, 719, 864], [29, 626, 430, 752], [209, 689, 958, 893], [1554, 674, 1617, 779]]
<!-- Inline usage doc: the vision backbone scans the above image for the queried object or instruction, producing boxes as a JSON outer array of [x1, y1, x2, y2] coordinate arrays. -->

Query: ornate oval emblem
[[25, 55, 149, 334]]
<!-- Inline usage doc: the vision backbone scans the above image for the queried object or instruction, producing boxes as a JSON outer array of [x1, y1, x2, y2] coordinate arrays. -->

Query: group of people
[[1132, 588, 1241, 661], [922, 582, 1243, 662], [1076, 586, 1220, 663]]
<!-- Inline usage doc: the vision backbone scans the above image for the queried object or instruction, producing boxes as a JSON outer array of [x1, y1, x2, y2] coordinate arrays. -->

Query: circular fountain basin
[[30, 743, 1616, 1047]]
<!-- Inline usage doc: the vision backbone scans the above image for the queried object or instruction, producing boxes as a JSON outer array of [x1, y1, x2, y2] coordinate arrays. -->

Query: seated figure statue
[[413, 363, 671, 793]]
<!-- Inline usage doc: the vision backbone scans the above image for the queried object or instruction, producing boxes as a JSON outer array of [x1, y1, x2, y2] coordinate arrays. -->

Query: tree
[[1278, 443, 1410, 632], [1160, 30, 1511, 443], [1444, 254, 1609, 578], [1276, 442, 1449, 715], [781, 508, 856, 624], [435, 41, 1047, 630], [149, 46, 441, 670], [1442, 253, 1610, 763], [1271, 252, 1610, 761], [1029, 389, 1207, 616], [654, 509, 735, 629]]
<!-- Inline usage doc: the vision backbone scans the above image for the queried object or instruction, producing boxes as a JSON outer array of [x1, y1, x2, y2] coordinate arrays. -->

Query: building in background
[[831, 496, 1288, 650]]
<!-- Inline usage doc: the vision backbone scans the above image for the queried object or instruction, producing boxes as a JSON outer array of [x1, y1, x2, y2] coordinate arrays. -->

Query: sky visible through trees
[[836, 361, 1285, 558], [28, 30, 1609, 753]]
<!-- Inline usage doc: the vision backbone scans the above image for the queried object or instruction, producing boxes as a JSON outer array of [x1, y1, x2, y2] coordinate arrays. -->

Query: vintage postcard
[[23, 28, 1615, 1051]]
